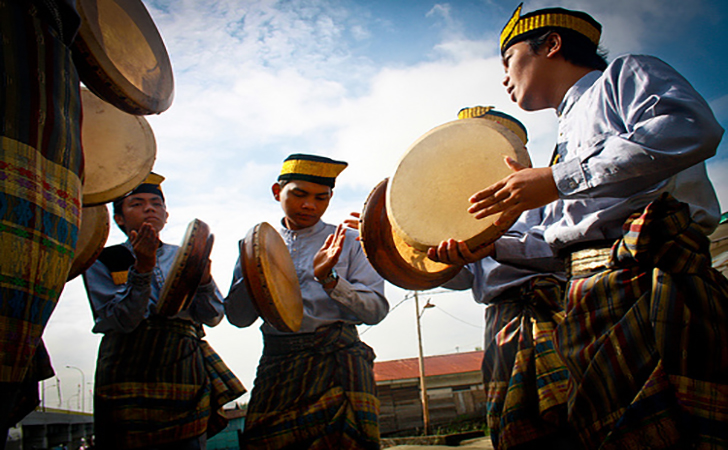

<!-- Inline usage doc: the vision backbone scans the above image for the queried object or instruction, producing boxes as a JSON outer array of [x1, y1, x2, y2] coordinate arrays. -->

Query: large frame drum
[[386, 118, 531, 252], [80, 88, 156, 206], [157, 219, 214, 317], [73, 0, 174, 115], [241, 222, 303, 333]]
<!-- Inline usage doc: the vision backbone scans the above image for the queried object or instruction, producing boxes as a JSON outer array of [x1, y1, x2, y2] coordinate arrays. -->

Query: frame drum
[[67, 205, 110, 280], [386, 118, 531, 252], [361, 179, 461, 290], [73, 0, 174, 115], [81, 88, 156, 206], [157, 219, 214, 317], [241, 222, 303, 333]]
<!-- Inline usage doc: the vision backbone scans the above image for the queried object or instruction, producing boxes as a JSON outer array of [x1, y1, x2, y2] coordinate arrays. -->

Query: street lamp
[[66, 365, 85, 412], [414, 292, 435, 435]]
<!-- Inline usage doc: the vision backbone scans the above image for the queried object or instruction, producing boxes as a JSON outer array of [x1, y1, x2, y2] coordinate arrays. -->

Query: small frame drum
[[73, 0, 174, 115], [361, 179, 461, 290], [80, 88, 156, 206], [67, 204, 111, 280], [241, 222, 303, 333], [157, 219, 214, 317], [386, 118, 531, 252]]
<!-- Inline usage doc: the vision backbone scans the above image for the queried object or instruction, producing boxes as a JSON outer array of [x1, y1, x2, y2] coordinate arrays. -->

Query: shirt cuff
[[127, 267, 153, 287], [551, 157, 587, 196]]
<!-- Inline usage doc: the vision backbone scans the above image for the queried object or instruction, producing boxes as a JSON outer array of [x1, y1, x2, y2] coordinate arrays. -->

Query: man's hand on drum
[[427, 239, 494, 266], [313, 223, 347, 287], [130, 222, 158, 273], [468, 156, 559, 225]]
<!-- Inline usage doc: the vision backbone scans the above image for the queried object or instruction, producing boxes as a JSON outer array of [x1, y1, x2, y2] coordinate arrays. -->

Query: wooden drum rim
[[361, 179, 461, 290], [67, 204, 110, 281], [157, 218, 213, 317]]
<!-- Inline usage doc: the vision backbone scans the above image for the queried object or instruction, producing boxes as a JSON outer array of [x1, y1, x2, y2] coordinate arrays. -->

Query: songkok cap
[[113, 172, 165, 208], [458, 106, 528, 145], [278, 153, 348, 188], [500, 3, 601, 55]]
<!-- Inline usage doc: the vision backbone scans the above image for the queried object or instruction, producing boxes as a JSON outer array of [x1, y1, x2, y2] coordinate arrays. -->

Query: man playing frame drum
[[431, 107, 581, 450], [82, 174, 245, 450], [441, 5, 727, 449], [226, 154, 389, 449]]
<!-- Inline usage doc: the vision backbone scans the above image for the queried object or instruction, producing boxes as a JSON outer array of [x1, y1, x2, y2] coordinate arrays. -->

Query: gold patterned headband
[[500, 4, 601, 54]]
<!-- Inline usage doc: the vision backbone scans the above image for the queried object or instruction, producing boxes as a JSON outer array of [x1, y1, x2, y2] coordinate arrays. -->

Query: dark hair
[[276, 179, 335, 191], [526, 29, 608, 71]]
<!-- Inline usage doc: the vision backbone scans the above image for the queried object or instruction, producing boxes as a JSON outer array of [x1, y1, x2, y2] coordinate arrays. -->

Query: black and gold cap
[[278, 154, 348, 188], [457, 106, 528, 145], [500, 3, 601, 55], [113, 172, 165, 209]]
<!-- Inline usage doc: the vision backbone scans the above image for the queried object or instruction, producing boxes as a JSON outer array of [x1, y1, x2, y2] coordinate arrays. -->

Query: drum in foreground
[[67, 205, 111, 280], [242, 222, 303, 333], [73, 0, 174, 115], [157, 219, 214, 317], [361, 179, 461, 290], [80, 88, 156, 206], [386, 118, 531, 252]]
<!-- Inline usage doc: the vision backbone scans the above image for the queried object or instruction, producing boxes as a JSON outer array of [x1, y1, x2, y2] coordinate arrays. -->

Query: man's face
[[273, 180, 332, 230], [502, 40, 552, 111], [114, 193, 168, 235]]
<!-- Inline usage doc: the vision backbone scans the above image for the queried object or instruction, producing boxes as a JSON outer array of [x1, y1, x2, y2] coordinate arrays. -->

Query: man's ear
[[113, 213, 126, 229], [545, 32, 562, 58], [272, 183, 282, 201]]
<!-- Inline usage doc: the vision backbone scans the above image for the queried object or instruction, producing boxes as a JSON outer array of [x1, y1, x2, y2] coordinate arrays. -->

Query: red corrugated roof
[[374, 350, 482, 382]]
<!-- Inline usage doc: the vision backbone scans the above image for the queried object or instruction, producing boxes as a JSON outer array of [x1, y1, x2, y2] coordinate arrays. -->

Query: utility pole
[[414, 291, 431, 435]]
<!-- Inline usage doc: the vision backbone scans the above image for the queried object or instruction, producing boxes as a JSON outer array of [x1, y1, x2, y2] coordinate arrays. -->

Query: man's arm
[[320, 228, 389, 325]]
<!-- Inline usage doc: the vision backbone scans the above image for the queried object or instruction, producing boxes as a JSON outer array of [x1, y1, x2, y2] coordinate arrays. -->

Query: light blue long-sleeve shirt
[[82, 241, 224, 334], [225, 219, 389, 335], [546, 54, 722, 250]]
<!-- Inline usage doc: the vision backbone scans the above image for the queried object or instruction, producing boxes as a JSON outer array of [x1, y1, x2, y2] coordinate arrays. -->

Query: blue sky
[[43, 0, 728, 410]]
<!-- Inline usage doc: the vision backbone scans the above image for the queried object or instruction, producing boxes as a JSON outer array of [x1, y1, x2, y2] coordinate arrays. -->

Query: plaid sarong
[[243, 323, 381, 450], [0, 0, 83, 384], [482, 276, 574, 449], [94, 318, 246, 449], [555, 193, 728, 449]]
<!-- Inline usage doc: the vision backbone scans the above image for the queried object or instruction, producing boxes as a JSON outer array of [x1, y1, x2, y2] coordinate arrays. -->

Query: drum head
[[157, 219, 214, 317], [73, 0, 174, 115], [81, 88, 156, 206], [68, 204, 110, 280], [361, 179, 461, 290], [386, 118, 531, 252], [242, 222, 303, 333]]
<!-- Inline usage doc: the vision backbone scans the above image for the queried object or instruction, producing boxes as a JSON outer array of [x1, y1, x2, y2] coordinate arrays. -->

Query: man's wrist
[[315, 268, 339, 288]]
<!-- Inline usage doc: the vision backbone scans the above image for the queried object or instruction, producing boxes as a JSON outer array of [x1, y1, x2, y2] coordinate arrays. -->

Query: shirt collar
[[279, 218, 326, 239], [557, 70, 602, 117]]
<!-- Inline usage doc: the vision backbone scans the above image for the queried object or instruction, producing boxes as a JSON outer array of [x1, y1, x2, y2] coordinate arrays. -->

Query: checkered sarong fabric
[[94, 318, 245, 449], [243, 323, 381, 450], [482, 276, 572, 449], [555, 193, 728, 449], [0, 0, 83, 384]]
